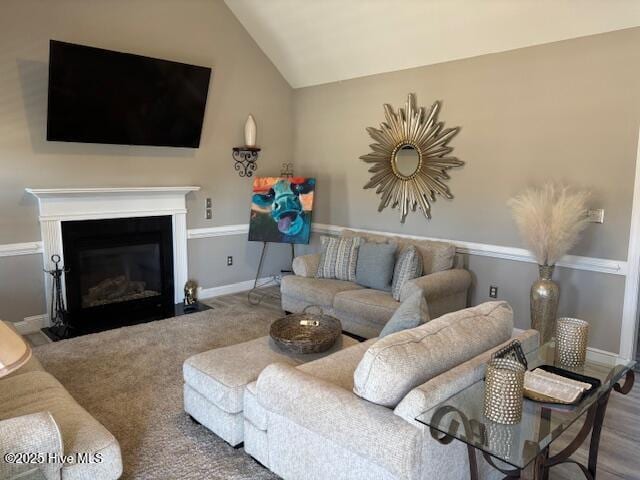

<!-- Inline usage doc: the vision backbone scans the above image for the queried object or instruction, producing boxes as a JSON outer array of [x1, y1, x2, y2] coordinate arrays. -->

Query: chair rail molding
[[1, 221, 626, 276], [311, 223, 627, 276], [187, 224, 249, 239], [0, 241, 43, 257]]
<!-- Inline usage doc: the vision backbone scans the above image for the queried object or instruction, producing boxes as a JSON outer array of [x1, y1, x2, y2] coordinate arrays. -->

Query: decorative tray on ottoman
[[270, 307, 342, 354]]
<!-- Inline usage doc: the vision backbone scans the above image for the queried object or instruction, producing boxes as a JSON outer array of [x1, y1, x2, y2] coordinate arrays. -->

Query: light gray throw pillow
[[355, 241, 397, 291], [379, 290, 430, 337]]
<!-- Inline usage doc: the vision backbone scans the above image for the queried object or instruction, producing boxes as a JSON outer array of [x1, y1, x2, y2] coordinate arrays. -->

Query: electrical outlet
[[227, 256, 233, 266], [206, 197, 212, 208], [205, 209, 212, 220], [587, 208, 604, 224], [489, 285, 498, 298]]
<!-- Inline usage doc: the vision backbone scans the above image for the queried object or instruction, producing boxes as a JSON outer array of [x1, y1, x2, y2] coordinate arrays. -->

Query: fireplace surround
[[26, 186, 199, 333]]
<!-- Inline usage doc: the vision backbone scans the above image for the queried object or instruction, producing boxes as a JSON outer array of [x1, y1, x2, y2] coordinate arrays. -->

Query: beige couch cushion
[[341, 229, 455, 274], [280, 275, 362, 306], [333, 289, 399, 328], [353, 301, 514, 407], [298, 338, 377, 391]]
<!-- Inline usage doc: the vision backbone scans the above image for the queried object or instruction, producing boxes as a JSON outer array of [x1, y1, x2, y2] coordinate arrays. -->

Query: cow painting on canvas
[[249, 177, 316, 244]]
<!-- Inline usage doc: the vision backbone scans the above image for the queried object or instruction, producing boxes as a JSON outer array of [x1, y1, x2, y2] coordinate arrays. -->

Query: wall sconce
[[233, 114, 261, 177]]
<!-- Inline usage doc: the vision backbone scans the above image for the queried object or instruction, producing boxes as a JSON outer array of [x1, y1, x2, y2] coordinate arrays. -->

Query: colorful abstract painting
[[248, 177, 316, 244]]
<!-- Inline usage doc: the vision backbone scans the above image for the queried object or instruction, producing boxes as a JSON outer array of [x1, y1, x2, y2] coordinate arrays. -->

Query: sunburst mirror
[[360, 94, 463, 223]]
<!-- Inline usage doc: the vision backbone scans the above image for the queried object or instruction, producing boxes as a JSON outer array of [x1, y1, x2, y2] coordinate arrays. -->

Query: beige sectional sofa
[[281, 229, 471, 338], [244, 302, 540, 480], [0, 324, 122, 480]]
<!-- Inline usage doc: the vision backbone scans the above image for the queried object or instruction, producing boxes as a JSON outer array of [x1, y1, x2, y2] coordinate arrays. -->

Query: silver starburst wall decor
[[360, 94, 463, 222]]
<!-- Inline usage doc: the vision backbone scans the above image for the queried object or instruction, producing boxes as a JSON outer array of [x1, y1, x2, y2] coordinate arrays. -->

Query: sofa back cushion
[[353, 301, 514, 407], [341, 229, 455, 275]]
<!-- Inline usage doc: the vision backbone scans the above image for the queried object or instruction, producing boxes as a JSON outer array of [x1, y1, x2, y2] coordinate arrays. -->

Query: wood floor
[[551, 378, 639, 480], [25, 288, 639, 479]]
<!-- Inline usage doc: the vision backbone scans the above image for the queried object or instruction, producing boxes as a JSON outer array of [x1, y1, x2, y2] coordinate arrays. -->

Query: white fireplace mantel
[[26, 186, 200, 321]]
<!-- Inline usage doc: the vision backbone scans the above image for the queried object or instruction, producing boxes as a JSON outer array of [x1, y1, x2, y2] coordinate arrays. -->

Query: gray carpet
[[33, 298, 282, 479]]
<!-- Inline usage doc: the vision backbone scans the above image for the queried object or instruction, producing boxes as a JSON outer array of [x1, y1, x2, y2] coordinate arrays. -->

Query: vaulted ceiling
[[225, 0, 640, 88]]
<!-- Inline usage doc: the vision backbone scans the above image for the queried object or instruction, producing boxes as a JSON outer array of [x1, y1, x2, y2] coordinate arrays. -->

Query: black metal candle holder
[[232, 147, 261, 177]]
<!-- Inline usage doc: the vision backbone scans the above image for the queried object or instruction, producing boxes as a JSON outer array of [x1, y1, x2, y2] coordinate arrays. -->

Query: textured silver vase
[[530, 265, 560, 344]]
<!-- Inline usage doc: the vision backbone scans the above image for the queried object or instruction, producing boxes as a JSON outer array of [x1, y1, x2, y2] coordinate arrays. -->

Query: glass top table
[[415, 342, 635, 478]]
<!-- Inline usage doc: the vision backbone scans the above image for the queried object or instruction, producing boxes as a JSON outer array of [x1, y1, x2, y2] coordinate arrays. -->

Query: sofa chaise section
[[250, 302, 540, 479]]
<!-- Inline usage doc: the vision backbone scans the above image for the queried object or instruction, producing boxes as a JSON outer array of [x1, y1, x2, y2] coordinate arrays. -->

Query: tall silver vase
[[530, 265, 560, 344]]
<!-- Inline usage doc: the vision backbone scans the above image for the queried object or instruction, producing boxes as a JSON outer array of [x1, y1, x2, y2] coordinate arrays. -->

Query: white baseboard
[[14, 314, 48, 334], [197, 276, 276, 299], [586, 346, 621, 366]]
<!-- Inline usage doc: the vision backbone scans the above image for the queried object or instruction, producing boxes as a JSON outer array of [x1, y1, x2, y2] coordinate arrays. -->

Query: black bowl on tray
[[270, 309, 341, 354]]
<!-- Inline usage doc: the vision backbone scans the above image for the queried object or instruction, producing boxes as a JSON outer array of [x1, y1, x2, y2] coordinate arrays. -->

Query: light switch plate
[[587, 209, 604, 224], [206, 197, 212, 208], [205, 209, 212, 220]]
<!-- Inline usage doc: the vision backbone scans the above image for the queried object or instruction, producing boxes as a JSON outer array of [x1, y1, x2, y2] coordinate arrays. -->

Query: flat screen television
[[47, 40, 212, 148]]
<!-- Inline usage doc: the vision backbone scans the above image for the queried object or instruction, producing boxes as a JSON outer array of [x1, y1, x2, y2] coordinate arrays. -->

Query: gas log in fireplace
[[62, 216, 175, 333]]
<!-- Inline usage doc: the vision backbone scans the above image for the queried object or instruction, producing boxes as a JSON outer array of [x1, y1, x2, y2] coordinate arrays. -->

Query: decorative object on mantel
[[244, 114, 257, 147], [232, 147, 261, 177], [555, 317, 590, 368], [360, 93, 463, 223], [483, 357, 525, 425], [508, 184, 590, 343], [184, 280, 198, 311], [43, 254, 72, 339]]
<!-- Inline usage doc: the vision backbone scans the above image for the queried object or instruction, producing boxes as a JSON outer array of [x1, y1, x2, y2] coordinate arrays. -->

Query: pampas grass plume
[[508, 184, 590, 266]]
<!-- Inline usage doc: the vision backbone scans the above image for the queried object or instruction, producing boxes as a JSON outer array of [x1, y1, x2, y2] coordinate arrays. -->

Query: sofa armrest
[[400, 269, 471, 303], [394, 329, 540, 426], [257, 363, 421, 479], [0, 412, 63, 480], [292, 253, 321, 277]]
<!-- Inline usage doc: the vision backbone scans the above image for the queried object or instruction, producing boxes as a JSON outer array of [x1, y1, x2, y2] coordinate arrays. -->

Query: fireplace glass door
[[78, 243, 162, 308], [61, 216, 174, 332]]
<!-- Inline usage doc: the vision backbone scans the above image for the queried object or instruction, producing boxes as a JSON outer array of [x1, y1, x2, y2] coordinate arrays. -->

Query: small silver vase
[[530, 265, 560, 344]]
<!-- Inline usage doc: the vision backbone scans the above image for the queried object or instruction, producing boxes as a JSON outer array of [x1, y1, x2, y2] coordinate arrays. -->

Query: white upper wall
[[225, 0, 640, 88]]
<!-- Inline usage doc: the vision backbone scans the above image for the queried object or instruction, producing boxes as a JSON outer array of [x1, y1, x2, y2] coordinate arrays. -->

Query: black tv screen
[[47, 40, 212, 148]]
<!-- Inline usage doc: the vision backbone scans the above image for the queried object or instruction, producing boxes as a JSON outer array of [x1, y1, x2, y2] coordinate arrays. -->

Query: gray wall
[[293, 28, 640, 353], [0, 0, 294, 322]]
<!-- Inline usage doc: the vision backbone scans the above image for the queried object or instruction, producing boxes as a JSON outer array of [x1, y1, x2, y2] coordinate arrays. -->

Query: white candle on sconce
[[244, 114, 257, 147]]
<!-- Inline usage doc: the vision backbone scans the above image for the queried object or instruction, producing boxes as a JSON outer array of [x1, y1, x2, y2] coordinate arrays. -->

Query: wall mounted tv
[[47, 40, 212, 148]]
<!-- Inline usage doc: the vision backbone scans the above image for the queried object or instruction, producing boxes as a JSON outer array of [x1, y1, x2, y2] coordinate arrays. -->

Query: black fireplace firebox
[[61, 216, 174, 333]]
